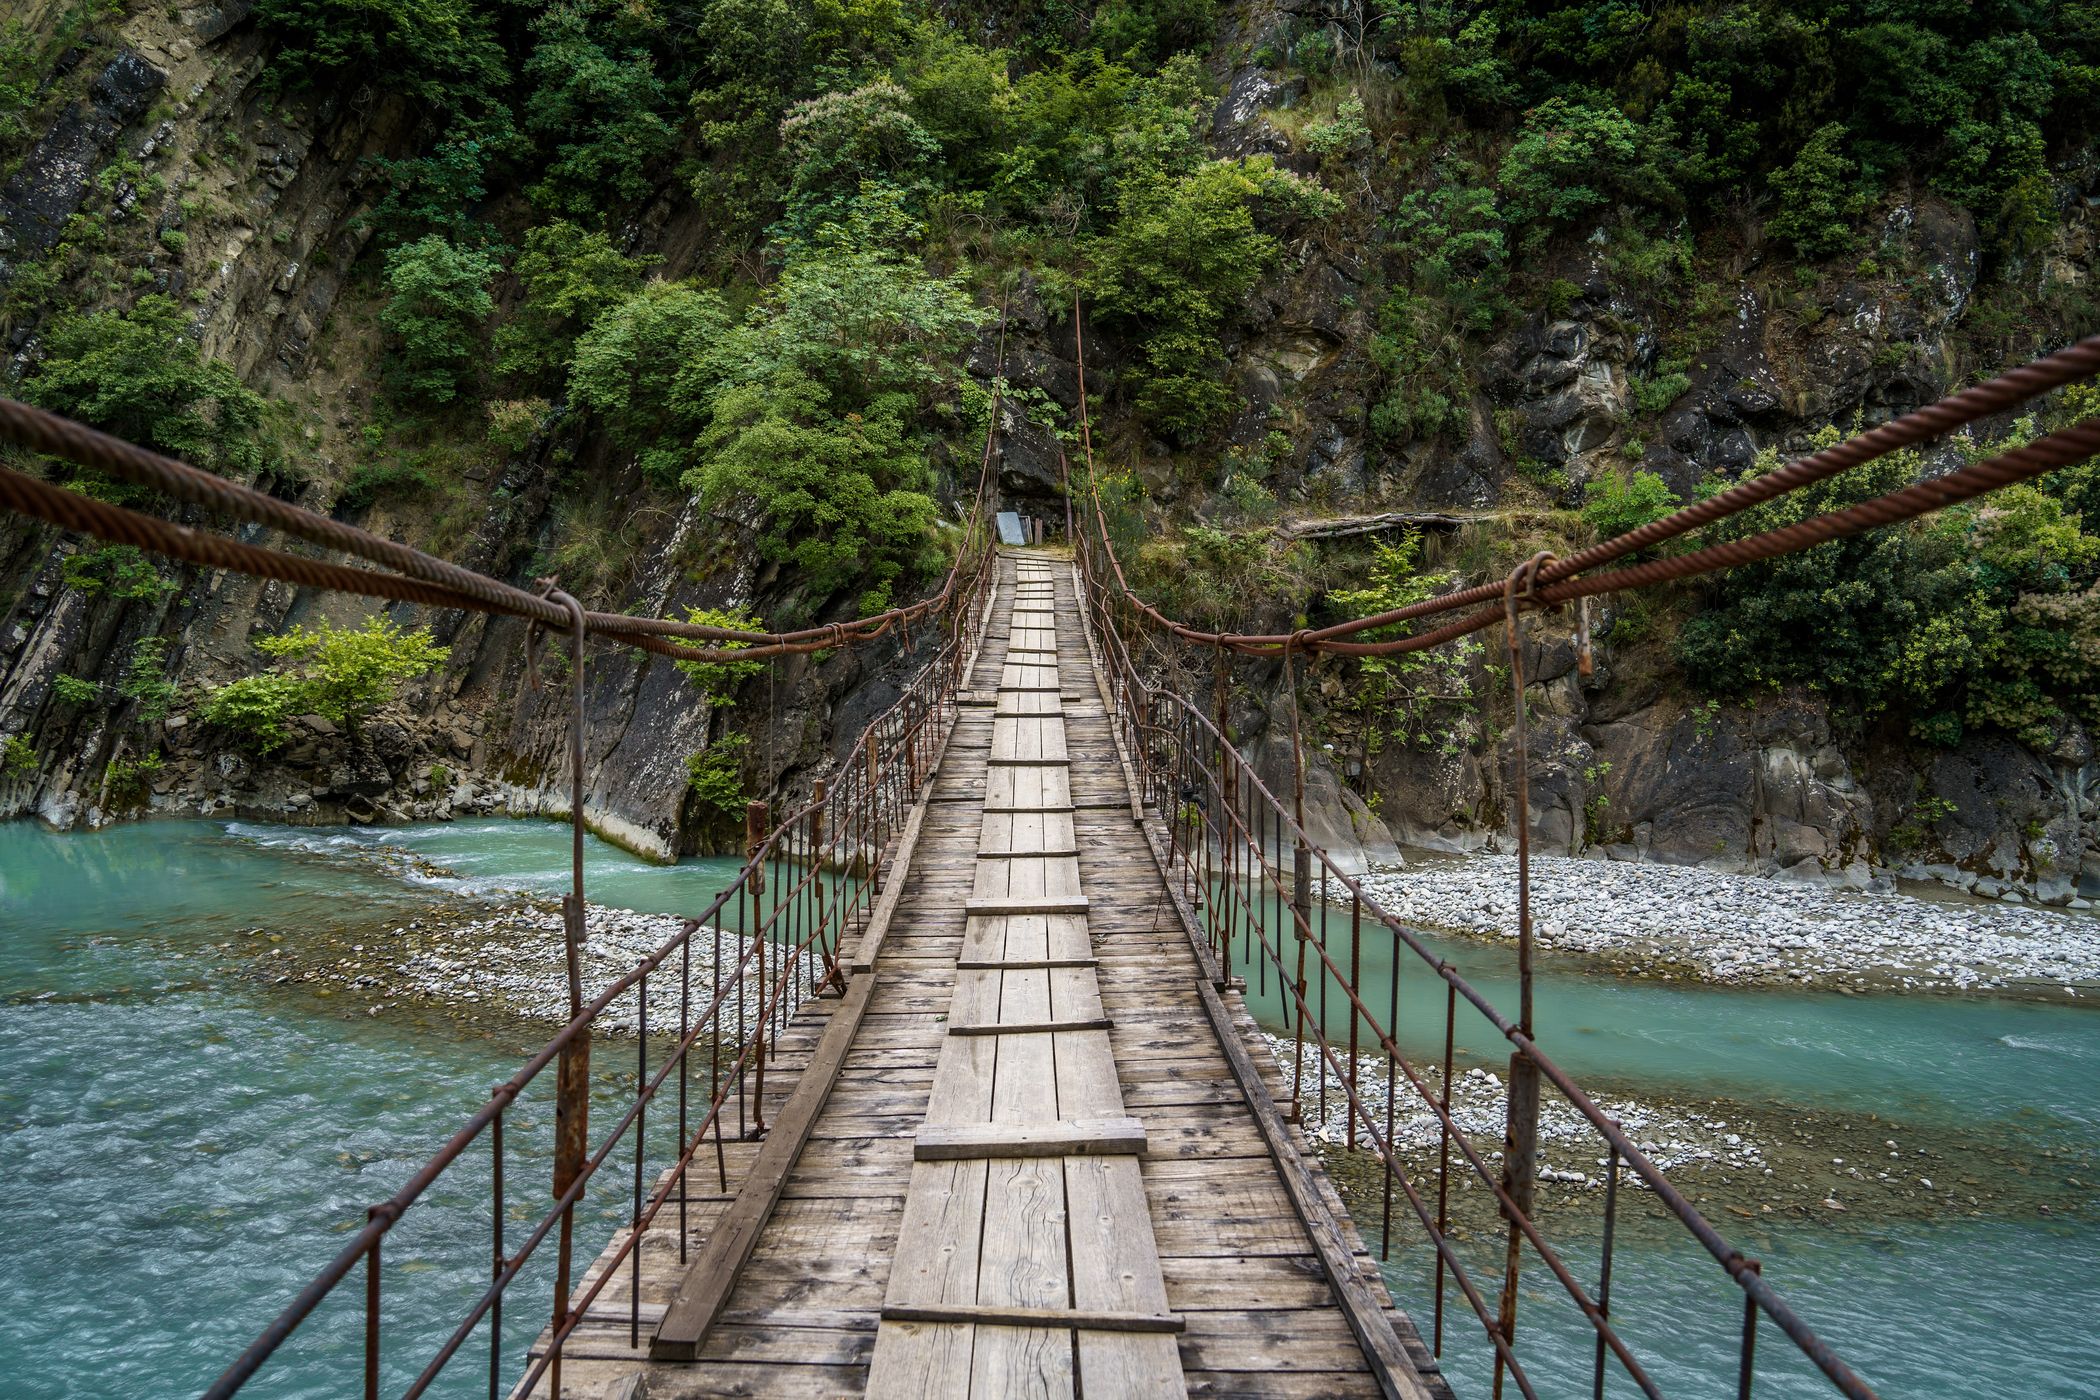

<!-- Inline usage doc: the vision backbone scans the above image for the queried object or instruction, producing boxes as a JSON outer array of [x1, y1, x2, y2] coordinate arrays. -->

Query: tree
[[1089, 156, 1337, 441], [522, 0, 680, 215], [200, 616, 449, 750], [567, 280, 735, 481], [686, 374, 939, 604], [494, 221, 654, 378], [381, 235, 500, 402], [255, 0, 506, 114], [1765, 123, 1863, 260], [1498, 98, 1661, 235], [27, 295, 265, 475]]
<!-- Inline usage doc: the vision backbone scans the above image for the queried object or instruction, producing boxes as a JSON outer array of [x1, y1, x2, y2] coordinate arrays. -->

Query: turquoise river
[[0, 817, 2093, 1398]]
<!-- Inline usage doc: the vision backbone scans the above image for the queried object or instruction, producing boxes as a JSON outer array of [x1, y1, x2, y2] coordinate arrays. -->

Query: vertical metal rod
[[678, 933, 690, 1263], [630, 968, 647, 1347], [1433, 980, 1456, 1355], [1593, 1142, 1621, 1400], [365, 1231, 380, 1400], [1348, 887, 1361, 1151], [1739, 1260, 1763, 1400], [1380, 919, 1397, 1260], [747, 799, 768, 1138], [490, 1104, 504, 1400], [545, 588, 588, 1400], [712, 919, 727, 1192], [1494, 559, 1549, 1400]]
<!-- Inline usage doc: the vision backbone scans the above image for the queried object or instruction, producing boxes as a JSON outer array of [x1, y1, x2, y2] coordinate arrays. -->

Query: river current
[[0, 817, 2092, 1398]]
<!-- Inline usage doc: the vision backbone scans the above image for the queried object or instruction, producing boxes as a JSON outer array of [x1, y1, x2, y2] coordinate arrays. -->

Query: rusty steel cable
[[0, 304, 1010, 660], [1065, 303, 2100, 657]]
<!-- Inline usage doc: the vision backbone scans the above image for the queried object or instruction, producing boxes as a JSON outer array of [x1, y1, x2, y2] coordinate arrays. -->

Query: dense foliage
[[1678, 412, 2100, 748], [200, 618, 449, 750]]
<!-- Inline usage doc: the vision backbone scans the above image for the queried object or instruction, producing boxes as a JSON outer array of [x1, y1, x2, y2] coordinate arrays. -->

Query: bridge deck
[[524, 552, 1446, 1399]]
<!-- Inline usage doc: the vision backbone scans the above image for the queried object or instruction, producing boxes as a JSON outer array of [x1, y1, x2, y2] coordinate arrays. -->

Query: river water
[[0, 818, 2093, 1398]]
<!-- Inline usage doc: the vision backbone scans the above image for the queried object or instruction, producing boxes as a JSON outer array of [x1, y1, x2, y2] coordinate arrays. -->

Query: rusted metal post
[[746, 798, 769, 1137], [1492, 557, 1550, 1399], [544, 587, 588, 1400]]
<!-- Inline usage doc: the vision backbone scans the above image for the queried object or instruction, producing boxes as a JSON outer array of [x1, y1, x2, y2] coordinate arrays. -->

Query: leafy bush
[[201, 617, 449, 750], [255, 0, 506, 114], [1498, 98, 1661, 236], [1764, 124, 1864, 260], [118, 636, 178, 721], [522, 0, 680, 215], [1581, 469, 1678, 545], [684, 731, 750, 815], [671, 607, 767, 703], [493, 221, 653, 378], [1678, 433, 2100, 748], [1324, 534, 1481, 755], [381, 236, 500, 402], [568, 280, 734, 476], [103, 751, 161, 808], [0, 735, 33, 777], [485, 398, 549, 454], [26, 295, 266, 474], [336, 460, 435, 511], [1089, 156, 1338, 440], [687, 375, 940, 600], [52, 674, 98, 706], [1631, 369, 1693, 415], [60, 545, 174, 599]]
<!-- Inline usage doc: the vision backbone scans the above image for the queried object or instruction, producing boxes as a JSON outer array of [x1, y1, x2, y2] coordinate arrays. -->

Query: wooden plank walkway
[[520, 552, 1448, 1400]]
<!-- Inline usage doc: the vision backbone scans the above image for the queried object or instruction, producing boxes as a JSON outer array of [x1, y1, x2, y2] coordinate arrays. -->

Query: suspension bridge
[[5, 318, 2100, 1399]]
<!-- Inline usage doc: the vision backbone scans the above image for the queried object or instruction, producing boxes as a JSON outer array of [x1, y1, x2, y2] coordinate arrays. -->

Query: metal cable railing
[[1057, 308, 2100, 1399]]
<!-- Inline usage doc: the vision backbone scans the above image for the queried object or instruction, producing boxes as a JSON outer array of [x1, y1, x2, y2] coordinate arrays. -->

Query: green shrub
[[336, 459, 435, 511], [60, 545, 175, 600], [0, 735, 32, 777], [200, 617, 449, 750], [493, 221, 653, 378], [1765, 124, 1865, 260], [1089, 156, 1338, 441], [684, 731, 750, 815], [118, 636, 178, 721], [1324, 534, 1481, 754], [484, 397, 549, 454], [1631, 370, 1693, 415], [255, 0, 506, 114], [380, 235, 500, 402], [521, 1, 679, 215], [1498, 98, 1661, 236], [26, 295, 266, 474], [52, 674, 98, 706], [1582, 469, 1678, 545], [104, 751, 161, 808], [672, 607, 767, 703]]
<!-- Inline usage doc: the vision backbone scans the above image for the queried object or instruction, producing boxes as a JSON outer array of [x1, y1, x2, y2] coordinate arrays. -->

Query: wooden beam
[[881, 1304, 1184, 1333], [913, 1115, 1145, 1160], [962, 895, 1089, 915], [955, 956, 1099, 970], [946, 1016, 1113, 1036], [1277, 510, 1484, 541]]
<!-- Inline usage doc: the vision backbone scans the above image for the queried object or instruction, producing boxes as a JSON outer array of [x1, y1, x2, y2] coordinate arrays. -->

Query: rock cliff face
[[0, 3, 937, 857]]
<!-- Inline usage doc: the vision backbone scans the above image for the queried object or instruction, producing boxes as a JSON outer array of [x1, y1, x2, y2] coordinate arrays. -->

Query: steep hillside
[[3, 0, 2099, 897]]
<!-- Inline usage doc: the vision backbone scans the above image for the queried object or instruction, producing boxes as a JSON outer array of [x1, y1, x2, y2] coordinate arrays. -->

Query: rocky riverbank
[[1357, 854, 2100, 994], [1281, 1031, 2096, 1231], [247, 896, 820, 1037]]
